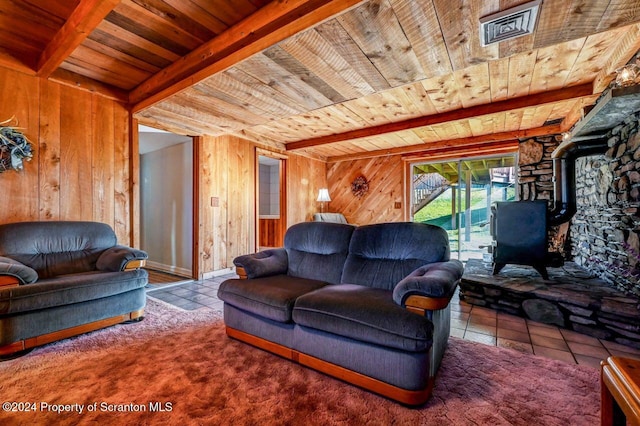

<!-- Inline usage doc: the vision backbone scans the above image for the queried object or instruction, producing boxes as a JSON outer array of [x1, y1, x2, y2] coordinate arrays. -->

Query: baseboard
[[145, 261, 192, 278], [201, 267, 235, 280]]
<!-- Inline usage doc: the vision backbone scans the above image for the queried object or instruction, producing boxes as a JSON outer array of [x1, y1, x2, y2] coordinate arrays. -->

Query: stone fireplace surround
[[460, 108, 640, 349]]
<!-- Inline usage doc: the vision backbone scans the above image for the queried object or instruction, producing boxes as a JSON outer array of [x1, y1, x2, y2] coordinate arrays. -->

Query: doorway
[[139, 125, 194, 278], [410, 154, 517, 261], [256, 151, 287, 250]]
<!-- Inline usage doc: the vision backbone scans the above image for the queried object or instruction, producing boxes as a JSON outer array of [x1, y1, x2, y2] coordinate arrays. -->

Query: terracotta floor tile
[[451, 318, 468, 330], [567, 341, 609, 359], [450, 310, 470, 321], [532, 346, 576, 364], [497, 338, 533, 354], [464, 331, 497, 346], [560, 329, 603, 346], [469, 306, 497, 319], [574, 354, 603, 369], [497, 319, 529, 333], [600, 340, 640, 355], [497, 328, 531, 343], [527, 324, 564, 339], [466, 323, 497, 337], [468, 315, 497, 326], [606, 349, 640, 360], [530, 334, 569, 351], [526, 320, 557, 329], [497, 312, 526, 323], [450, 328, 465, 338]]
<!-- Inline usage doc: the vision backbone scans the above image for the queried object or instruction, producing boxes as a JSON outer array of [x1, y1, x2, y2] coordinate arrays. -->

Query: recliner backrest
[[342, 222, 450, 290], [285, 222, 354, 284], [0, 221, 117, 278]]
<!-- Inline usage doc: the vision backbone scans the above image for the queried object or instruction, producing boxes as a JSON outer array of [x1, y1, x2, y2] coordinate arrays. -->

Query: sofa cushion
[[0, 269, 148, 315], [292, 284, 433, 352], [0, 221, 118, 279], [285, 222, 354, 285], [342, 222, 451, 290], [218, 275, 328, 323]]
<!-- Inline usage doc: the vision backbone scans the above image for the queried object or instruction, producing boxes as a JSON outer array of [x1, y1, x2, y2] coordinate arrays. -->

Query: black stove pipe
[[548, 135, 609, 226]]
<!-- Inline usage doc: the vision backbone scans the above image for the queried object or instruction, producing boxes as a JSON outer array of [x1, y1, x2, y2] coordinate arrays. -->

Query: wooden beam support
[[0, 53, 37, 76], [48, 69, 129, 102], [287, 84, 593, 152], [37, 0, 120, 77], [130, 0, 367, 111], [401, 140, 520, 163], [327, 124, 561, 163]]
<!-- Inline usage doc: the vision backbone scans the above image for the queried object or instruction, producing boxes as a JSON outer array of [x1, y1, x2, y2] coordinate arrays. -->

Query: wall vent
[[480, 0, 541, 47]]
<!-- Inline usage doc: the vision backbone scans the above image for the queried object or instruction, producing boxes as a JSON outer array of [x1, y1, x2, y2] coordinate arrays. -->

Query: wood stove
[[491, 200, 549, 279]]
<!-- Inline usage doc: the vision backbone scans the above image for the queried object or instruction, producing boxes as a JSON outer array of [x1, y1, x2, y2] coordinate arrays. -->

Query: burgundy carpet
[[0, 299, 600, 425]]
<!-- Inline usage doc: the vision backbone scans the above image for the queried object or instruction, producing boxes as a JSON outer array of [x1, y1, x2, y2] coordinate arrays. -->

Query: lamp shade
[[317, 188, 331, 202]]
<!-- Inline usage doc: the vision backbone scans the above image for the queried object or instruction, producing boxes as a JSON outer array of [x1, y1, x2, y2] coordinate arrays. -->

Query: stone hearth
[[460, 259, 640, 349]]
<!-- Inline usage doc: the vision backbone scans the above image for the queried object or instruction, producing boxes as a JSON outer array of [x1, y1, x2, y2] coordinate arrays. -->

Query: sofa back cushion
[[285, 222, 354, 285], [0, 221, 117, 279], [342, 222, 450, 290]]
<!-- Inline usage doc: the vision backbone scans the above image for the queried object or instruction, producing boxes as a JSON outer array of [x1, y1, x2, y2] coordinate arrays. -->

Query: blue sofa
[[218, 221, 463, 405], [0, 221, 148, 357]]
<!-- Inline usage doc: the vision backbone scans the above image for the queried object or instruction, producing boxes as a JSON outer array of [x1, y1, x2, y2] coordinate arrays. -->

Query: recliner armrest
[[233, 248, 288, 279], [96, 246, 148, 272], [393, 260, 464, 308], [0, 256, 38, 285]]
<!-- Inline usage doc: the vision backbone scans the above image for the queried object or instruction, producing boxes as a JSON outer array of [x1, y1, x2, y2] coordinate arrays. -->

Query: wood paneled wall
[[197, 134, 326, 275], [327, 155, 404, 225], [0, 67, 132, 243]]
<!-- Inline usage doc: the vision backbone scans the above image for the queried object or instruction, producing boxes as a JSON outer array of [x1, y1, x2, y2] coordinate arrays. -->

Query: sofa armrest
[[96, 245, 148, 272], [233, 248, 288, 279], [393, 260, 464, 310], [0, 256, 38, 285]]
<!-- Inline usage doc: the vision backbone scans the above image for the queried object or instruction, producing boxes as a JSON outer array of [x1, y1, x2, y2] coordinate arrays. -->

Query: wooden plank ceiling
[[2, 0, 640, 161]]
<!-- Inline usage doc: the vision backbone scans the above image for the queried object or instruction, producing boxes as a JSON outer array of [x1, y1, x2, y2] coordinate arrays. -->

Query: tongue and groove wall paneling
[[0, 67, 40, 223]]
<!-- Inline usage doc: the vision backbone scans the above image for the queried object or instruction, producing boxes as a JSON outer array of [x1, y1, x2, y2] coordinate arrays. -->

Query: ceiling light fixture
[[479, 0, 541, 47], [614, 58, 640, 88]]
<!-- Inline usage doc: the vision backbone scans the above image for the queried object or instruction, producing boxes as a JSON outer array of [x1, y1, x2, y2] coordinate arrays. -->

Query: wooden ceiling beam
[[326, 124, 562, 163], [401, 140, 520, 163], [289, 84, 592, 152], [48, 69, 129, 103], [130, 0, 367, 111], [37, 0, 120, 77]]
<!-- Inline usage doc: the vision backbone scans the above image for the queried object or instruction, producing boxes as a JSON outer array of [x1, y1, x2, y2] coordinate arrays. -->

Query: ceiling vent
[[480, 0, 541, 46]]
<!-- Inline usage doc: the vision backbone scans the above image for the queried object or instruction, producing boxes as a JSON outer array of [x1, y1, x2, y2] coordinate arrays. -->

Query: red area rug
[[0, 299, 599, 425]]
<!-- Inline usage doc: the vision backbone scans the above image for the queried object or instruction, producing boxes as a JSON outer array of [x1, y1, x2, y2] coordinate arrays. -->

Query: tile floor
[[146, 273, 640, 368]]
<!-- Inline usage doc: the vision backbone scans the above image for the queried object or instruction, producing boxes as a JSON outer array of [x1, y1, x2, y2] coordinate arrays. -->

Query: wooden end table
[[601, 356, 640, 426]]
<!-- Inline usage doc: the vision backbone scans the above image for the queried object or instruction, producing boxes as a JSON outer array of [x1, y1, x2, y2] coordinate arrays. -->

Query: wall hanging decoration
[[0, 117, 33, 173], [351, 175, 369, 198]]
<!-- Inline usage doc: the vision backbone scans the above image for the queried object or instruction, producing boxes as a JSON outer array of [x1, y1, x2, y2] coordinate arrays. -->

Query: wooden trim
[[130, 118, 141, 248], [0, 309, 144, 356], [192, 136, 202, 280], [287, 84, 593, 152], [405, 294, 453, 312], [0, 276, 20, 288], [130, 0, 367, 110], [235, 267, 248, 280], [37, 0, 121, 77], [225, 326, 434, 405], [123, 259, 146, 270], [226, 326, 295, 360], [327, 124, 561, 163], [601, 356, 640, 426]]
